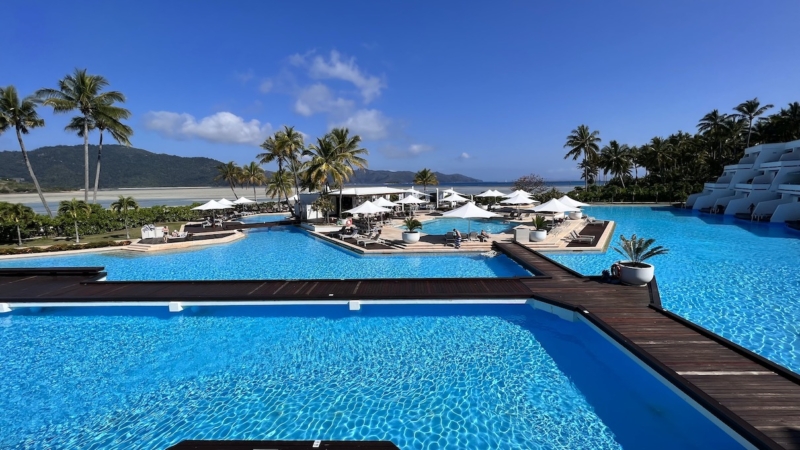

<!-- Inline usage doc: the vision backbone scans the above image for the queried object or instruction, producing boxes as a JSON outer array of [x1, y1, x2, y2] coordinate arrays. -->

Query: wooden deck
[[2, 245, 800, 449], [496, 242, 800, 450]]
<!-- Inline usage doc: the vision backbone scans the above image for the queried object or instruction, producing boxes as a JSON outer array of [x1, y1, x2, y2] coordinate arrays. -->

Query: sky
[[1, 1, 799, 182]]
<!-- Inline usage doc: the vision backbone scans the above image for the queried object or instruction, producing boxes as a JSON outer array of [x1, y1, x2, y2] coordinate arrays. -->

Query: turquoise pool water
[[0, 304, 743, 449], [0, 227, 530, 280], [239, 214, 290, 223], [549, 206, 800, 374], [402, 218, 514, 235]]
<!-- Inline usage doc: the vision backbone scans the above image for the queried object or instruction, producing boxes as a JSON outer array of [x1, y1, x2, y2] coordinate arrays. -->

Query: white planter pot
[[569, 211, 583, 220], [618, 261, 654, 286], [402, 231, 421, 244], [530, 230, 547, 242]]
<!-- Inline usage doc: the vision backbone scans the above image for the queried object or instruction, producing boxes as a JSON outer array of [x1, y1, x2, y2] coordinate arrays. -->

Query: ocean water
[[0, 304, 744, 449], [0, 226, 530, 280], [549, 206, 800, 374]]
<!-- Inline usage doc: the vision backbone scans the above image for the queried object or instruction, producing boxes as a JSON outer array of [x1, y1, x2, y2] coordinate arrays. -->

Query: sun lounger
[[468, 231, 478, 241], [444, 231, 456, 247], [339, 229, 359, 240], [562, 230, 594, 244], [357, 231, 384, 247]]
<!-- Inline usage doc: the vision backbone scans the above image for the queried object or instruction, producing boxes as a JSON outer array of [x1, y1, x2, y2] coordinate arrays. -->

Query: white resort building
[[686, 138, 800, 223]]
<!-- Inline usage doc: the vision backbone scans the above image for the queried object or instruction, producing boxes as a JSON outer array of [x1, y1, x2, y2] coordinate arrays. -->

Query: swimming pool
[[0, 227, 530, 280], [549, 206, 800, 375], [238, 214, 290, 223], [401, 217, 514, 235], [0, 304, 744, 449]]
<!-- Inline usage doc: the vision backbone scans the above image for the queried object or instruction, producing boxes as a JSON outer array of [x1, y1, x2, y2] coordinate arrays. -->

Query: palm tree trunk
[[253, 185, 257, 203], [228, 181, 237, 199], [92, 130, 104, 203], [124, 217, 130, 239], [74, 220, 80, 243], [83, 117, 90, 202], [16, 127, 53, 217], [289, 158, 302, 219], [16, 224, 22, 247], [583, 155, 588, 190], [746, 118, 753, 148]]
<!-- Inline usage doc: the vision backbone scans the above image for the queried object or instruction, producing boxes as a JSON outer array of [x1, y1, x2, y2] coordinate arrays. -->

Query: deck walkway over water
[[2, 246, 800, 449]]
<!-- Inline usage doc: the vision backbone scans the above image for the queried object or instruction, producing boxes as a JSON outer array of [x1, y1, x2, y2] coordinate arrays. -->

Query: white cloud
[[294, 83, 354, 117], [297, 50, 384, 103], [333, 109, 389, 140], [234, 69, 254, 83], [459, 152, 471, 159], [259, 79, 274, 93], [379, 143, 433, 159], [409, 144, 433, 155], [143, 111, 272, 145]]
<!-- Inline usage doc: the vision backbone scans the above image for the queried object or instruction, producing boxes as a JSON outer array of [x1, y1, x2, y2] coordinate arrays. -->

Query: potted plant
[[612, 234, 669, 286], [530, 215, 548, 242], [402, 217, 423, 244]]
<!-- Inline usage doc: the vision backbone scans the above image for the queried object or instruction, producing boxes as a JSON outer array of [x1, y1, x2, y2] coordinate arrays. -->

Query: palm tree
[[66, 102, 133, 203], [37, 69, 126, 202], [110, 195, 139, 239], [275, 126, 306, 218], [648, 137, 672, 182], [240, 162, 266, 202], [733, 98, 773, 148], [58, 198, 91, 243], [600, 140, 632, 187], [1, 203, 35, 246], [564, 125, 602, 190], [304, 136, 351, 194], [329, 127, 369, 213], [0, 86, 53, 217], [215, 161, 241, 199], [265, 170, 294, 205], [697, 109, 727, 165], [413, 168, 439, 192], [258, 134, 294, 212]]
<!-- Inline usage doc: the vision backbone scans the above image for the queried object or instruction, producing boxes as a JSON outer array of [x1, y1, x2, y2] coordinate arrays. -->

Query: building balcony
[[734, 183, 770, 190], [704, 182, 730, 189]]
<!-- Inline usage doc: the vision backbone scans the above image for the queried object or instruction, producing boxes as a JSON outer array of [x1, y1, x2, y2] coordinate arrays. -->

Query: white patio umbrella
[[396, 195, 426, 215], [441, 193, 469, 203], [500, 193, 535, 204], [372, 197, 397, 208], [558, 195, 590, 208], [476, 189, 506, 197], [442, 188, 463, 196], [218, 198, 236, 206], [532, 198, 580, 213], [344, 201, 391, 228], [503, 190, 530, 198], [442, 201, 499, 233], [403, 187, 430, 197], [192, 200, 231, 226], [233, 197, 257, 205]]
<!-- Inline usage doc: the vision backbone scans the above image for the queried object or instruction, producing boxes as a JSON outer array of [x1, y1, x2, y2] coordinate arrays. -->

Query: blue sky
[[1, 1, 798, 181]]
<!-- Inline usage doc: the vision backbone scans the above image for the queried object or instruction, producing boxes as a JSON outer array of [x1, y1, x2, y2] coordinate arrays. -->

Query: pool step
[[123, 243, 153, 252]]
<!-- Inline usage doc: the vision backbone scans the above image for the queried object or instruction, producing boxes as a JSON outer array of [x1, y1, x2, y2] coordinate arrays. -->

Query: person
[[749, 203, 755, 215], [479, 230, 489, 242], [453, 228, 462, 249], [162, 225, 169, 243]]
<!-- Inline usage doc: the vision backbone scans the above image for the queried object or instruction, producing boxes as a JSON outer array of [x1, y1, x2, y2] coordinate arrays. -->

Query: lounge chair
[[562, 230, 594, 244], [339, 228, 359, 240], [357, 231, 385, 247], [468, 231, 478, 241], [444, 231, 456, 247]]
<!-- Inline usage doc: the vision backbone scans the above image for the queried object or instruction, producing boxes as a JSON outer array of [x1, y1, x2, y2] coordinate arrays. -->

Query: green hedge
[[0, 240, 131, 255]]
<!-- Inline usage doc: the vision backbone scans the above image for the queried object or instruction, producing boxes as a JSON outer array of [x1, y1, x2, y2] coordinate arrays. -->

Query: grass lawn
[[0, 222, 187, 248]]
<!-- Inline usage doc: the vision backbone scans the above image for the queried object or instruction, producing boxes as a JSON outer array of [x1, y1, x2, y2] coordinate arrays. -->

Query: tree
[[66, 102, 133, 203], [37, 68, 126, 202], [311, 195, 335, 223], [240, 162, 266, 202], [58, 198, 91, 243], [0, 86, 53, 217], [512, 173, 547, 197], [564, 124, 601, 190], [266, 170, 294, 206], [1, 203, 35, 246], [329, 127, 369, 213], [599, 140, 632, 188], [215, 161, 241, 199], [275, 126, 306, 218], [304, 135, 350, 194], [697, 109, 727, 166], [733, 98, 773, 148], [110, 195, 139, 239], [413, 168, 438, 192], [258, 134, 295, 213]]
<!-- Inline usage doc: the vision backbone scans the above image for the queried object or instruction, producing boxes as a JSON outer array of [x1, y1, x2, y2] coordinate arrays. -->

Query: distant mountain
[[349, 169, 481, 184], [0, 145, 481, 189], [0, 145, 227, 189]]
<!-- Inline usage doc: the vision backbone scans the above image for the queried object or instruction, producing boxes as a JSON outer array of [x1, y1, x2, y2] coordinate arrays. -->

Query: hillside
[[349, 169, 480, 184], [0, 145, 226, 189], [0, 145, 481, 189]]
